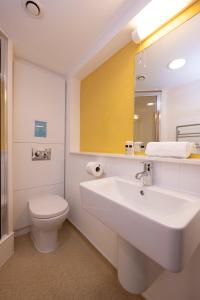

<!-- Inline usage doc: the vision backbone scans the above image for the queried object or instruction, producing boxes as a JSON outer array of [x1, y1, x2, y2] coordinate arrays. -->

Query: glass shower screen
[[0, 31, 8, 238]]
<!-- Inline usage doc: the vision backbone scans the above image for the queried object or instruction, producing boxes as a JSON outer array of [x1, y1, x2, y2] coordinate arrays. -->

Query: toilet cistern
[[135, 162, 153, 186]]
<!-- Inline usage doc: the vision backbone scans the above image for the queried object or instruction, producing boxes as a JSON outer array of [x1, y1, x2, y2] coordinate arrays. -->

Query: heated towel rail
[[176, 123, 200, 153]]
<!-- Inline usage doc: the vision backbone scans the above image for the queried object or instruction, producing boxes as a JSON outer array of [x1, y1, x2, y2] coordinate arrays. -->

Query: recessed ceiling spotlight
[[134, 114, 140, 120], [136, 75, 146, 81], [168, 58, 186, 70], [147, 102, 154, 106], [22, 0, 43, 18]]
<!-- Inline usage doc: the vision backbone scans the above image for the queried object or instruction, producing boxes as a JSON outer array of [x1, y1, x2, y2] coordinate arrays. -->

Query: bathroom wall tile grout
[[13, 141, 65, 145], [14, 182, 65, 192]]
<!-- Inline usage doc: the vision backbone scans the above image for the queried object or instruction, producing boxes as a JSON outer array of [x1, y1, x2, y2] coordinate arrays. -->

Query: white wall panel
[[14, 60, 65, 143], [13, 59, 65, 231], [65, 152, 200, 300], [14, 143, 64, 190]]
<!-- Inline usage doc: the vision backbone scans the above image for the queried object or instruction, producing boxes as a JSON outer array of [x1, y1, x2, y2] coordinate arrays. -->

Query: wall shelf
[[70, 151, 200, 166]]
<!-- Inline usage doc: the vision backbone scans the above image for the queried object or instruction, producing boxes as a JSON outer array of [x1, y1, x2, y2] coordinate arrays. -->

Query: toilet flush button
[[32, 147, 51, 161], [35, 151, 40, 157]]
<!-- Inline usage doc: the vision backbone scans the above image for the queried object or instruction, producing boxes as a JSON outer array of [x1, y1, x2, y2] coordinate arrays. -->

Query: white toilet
[[29, 194, 69, 253]]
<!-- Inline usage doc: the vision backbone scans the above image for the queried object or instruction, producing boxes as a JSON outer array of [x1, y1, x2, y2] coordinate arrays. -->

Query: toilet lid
[[29, 195, 69, 219]]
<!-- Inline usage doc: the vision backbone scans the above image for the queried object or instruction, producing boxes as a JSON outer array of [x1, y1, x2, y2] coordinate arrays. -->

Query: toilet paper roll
[[86, 162, 104, 178]]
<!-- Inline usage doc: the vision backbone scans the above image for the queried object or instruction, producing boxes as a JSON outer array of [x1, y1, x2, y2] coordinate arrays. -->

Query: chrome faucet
[[135, 162, 153, 186]]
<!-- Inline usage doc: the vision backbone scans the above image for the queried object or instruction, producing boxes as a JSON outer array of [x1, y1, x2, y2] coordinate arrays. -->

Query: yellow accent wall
[[80, 42, 136, 153]]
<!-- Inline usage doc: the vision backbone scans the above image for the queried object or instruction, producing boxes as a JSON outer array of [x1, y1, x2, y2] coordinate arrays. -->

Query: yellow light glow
[[130, 0, 194, 41], [147, 102, 155, 106], [134, 114, 139, 120]]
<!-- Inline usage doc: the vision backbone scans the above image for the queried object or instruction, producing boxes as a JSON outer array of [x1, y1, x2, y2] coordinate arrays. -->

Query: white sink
[[80, 176, 200, 273]]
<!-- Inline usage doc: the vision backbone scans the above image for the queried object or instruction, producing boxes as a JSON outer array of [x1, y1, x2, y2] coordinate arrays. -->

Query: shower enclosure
[[0, 29, 13, 268], [0, 31, 8, 239]]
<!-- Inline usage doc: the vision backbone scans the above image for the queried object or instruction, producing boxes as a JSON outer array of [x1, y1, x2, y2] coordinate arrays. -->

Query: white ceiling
[[0, 0, 149, 77], [135, 12, 200, 91]]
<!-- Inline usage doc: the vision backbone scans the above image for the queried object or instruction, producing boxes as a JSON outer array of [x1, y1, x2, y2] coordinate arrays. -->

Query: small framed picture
[[34, 120, 47, 138]]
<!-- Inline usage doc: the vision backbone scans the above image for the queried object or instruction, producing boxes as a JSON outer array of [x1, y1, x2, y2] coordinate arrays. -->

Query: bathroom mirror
[[134, 12, 200, 152]]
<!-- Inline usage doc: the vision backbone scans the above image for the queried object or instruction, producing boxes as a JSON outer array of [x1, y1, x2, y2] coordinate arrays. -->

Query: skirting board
[[0, 232, 14, 268], [14, 226, 30, 237]]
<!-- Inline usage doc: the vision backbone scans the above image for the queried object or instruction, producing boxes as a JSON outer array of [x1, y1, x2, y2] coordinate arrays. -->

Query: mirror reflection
[[134, 92, 160, 146], [135, 12, 200, 152]]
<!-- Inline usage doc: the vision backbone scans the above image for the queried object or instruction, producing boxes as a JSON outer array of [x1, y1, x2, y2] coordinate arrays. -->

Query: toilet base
[[31, 227, 59, 253], [30, 207, 69, 253]]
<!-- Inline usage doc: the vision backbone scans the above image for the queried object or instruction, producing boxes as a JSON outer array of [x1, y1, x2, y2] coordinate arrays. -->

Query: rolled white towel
[[145, 142, 195, 159]]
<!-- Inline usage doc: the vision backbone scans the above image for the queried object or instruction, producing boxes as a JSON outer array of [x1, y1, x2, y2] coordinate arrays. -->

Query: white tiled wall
[[154, 162, 200, 195], [66, 77, 200, 300], [65, 152, 200, 300], [13, 59, 65, 231]]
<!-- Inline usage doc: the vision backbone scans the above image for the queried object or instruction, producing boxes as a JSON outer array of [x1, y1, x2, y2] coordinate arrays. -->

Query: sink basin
[[80, 176, 200, 272]]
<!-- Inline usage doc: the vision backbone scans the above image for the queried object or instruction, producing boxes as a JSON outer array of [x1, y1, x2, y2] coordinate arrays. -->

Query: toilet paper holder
[[86, 162, 104, 178], [95, 164, 101, 172]]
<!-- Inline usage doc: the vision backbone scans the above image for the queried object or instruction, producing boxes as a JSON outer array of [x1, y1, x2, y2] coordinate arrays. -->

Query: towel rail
[[176, 124, 200, 153]]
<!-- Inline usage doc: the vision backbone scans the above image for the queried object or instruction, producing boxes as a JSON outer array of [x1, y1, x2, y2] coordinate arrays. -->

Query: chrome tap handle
[[135, 162, 153, 186], [143, 162, 152, 173], [143, 162, 153, 185]]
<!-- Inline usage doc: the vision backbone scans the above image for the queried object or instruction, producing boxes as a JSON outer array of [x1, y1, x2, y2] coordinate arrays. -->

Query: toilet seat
[[29, 195, 68, 219]]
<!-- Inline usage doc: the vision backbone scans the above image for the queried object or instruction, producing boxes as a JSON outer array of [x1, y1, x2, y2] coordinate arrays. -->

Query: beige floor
[[0, 221, 144, 300]]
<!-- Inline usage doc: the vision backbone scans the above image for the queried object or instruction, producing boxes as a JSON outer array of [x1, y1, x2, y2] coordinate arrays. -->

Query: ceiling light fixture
[[147, 102, 155, 106], [168, 58, 186, 70], [134, 114, 140, 120], [130, 0, 193, 43], [22, 0, 43, 18], [136, 75, 146, 81]]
